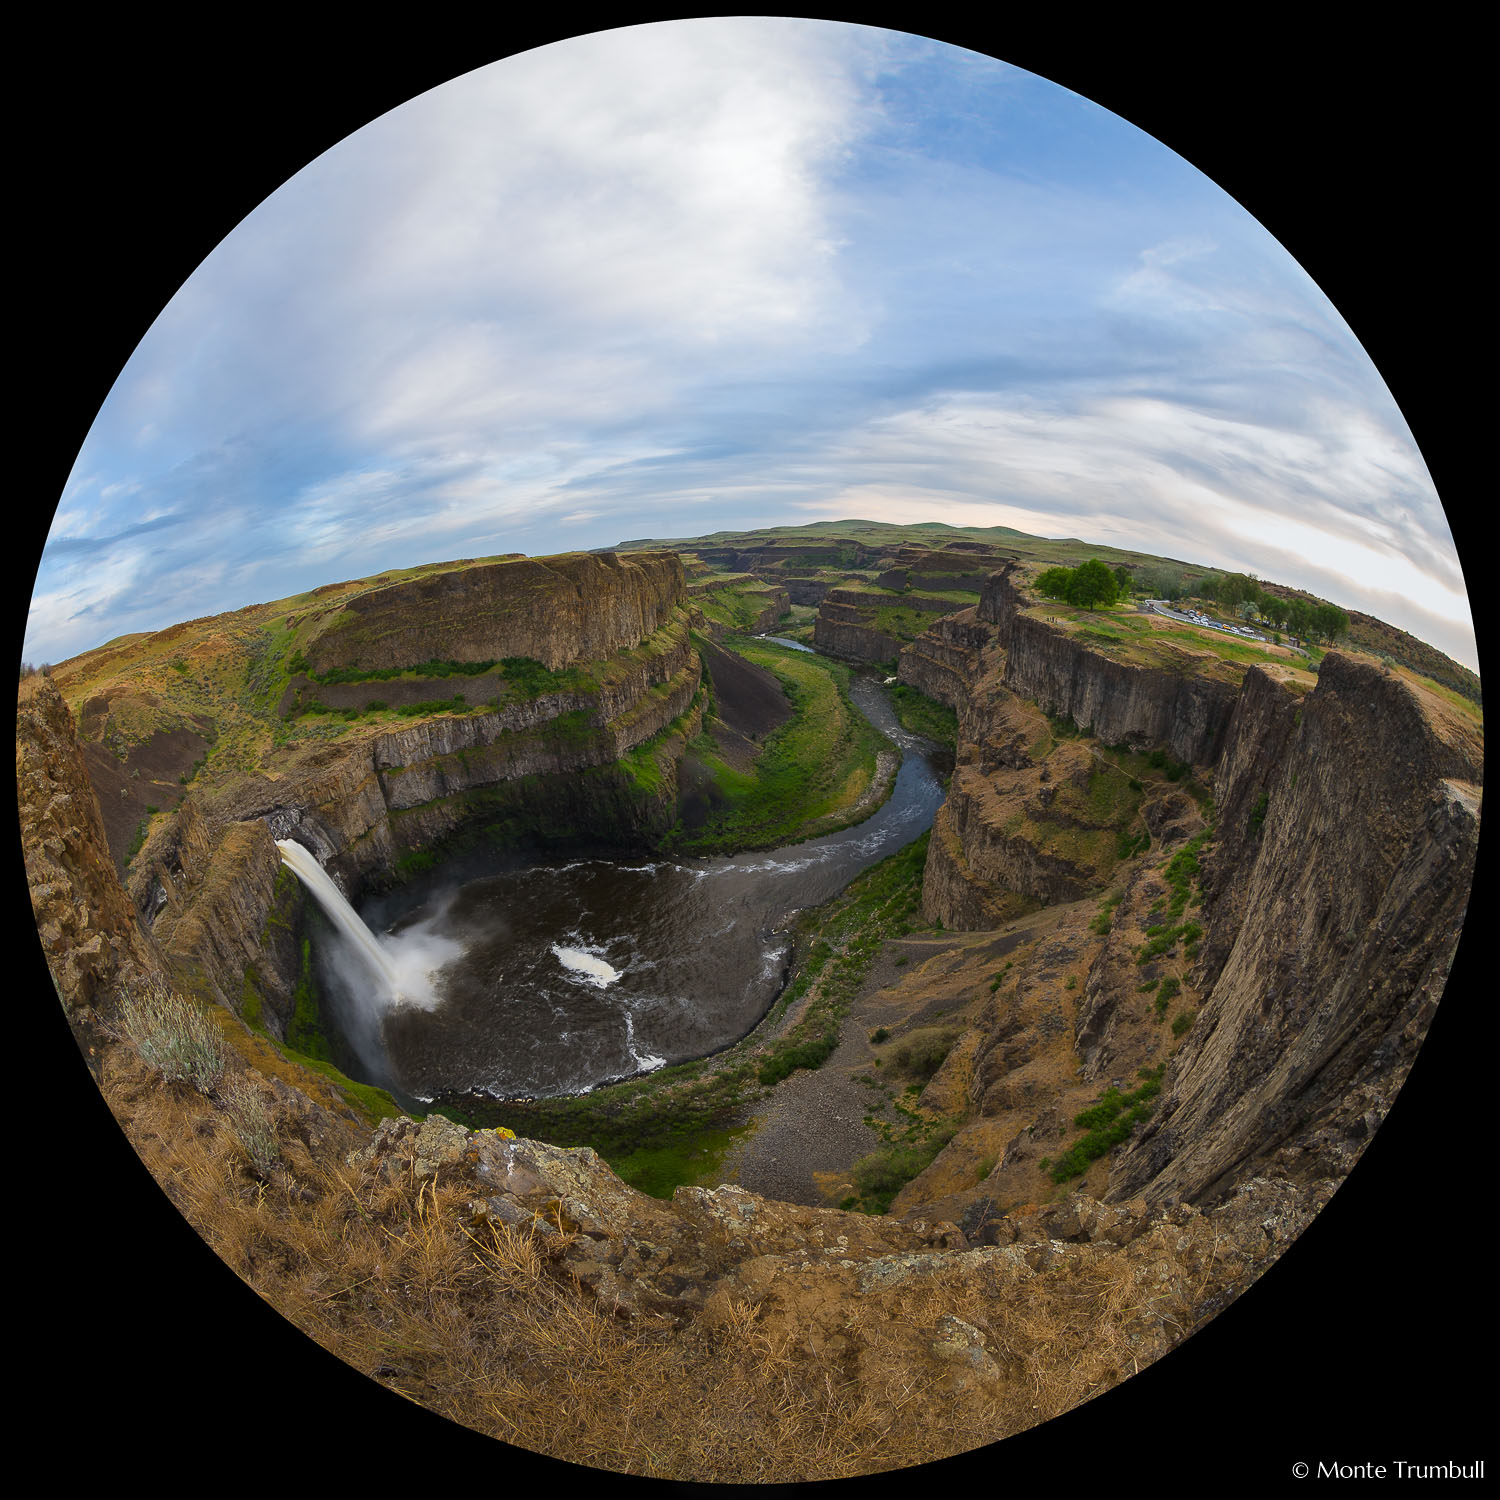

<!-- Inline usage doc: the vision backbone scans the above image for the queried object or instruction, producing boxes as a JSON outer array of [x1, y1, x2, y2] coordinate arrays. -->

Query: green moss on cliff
[[286, 938, 331, 1061]]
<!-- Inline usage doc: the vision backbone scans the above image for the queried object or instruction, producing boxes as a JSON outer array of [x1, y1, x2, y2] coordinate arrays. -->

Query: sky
[[27, 18, 1478, 673]]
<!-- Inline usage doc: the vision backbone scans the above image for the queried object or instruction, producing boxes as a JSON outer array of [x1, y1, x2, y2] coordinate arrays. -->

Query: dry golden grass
[[96, 1030, 1227, 1482]]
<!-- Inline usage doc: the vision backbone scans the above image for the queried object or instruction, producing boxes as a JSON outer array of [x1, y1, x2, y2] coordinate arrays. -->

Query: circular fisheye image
[[19, 19, 1481, 1485]]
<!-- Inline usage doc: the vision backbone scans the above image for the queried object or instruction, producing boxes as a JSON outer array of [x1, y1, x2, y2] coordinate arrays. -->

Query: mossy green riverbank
[[887, 683, 958, 749], [664, 634, 891, 855]]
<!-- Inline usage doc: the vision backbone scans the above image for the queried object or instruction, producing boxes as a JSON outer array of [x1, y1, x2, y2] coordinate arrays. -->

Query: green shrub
[[1154, 976, 1181, 1017], [125, 817, 151, 866], [758, 1030, 839, 1086], [392, 693, 468, 717], [1172, 1011, 1195, 1037], [1051, 1066, 1164, 1182], [890, 1029, 959, 1082], [115, 981, 228, 1094], [869, 1027, 890, 1045], [849, 1124, 958, 1213]]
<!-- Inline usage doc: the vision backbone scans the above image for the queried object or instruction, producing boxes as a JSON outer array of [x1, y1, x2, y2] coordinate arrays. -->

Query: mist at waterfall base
[[290, 676, 944, 1102], [276, 839, 463, 1092]]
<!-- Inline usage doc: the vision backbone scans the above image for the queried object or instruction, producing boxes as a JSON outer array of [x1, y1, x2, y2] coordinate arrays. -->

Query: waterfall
[[275, 840, 465, 1092], [276, 839, 405, 1001]]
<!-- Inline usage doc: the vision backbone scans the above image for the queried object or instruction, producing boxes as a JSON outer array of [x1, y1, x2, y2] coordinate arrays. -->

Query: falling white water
[[277, 840, 404, 996], [276, 840, 460, 1016]]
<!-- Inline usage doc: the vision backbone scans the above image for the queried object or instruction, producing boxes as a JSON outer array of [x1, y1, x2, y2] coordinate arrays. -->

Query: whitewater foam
[[552, 944, 622, 986]]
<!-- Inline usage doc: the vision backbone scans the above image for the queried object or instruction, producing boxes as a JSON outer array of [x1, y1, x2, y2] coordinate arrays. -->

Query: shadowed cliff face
[[1108, 655, 1482, 1205], [305, 551, 685, 674]]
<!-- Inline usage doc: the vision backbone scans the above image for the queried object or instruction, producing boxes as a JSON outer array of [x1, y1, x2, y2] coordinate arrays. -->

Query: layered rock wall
[[207, 640, 704, 897], [305, 551, 684, 674], [143, 802, 298, 1026], [1109, 655, 1482, 1206], [813, 603, 902, 664], [897, 609, 991, 709], [1002, 613, 1239, 768]]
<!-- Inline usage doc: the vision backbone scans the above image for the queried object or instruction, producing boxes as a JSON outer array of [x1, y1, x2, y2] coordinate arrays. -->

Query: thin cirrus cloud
[[27, 18, 1476, 673]]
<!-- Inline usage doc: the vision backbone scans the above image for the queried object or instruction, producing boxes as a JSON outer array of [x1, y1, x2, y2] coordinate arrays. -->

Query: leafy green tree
[[1067, 558, 1122, 609], [1034, 566, 1075, 601], [1312, 602, 1349, 642]]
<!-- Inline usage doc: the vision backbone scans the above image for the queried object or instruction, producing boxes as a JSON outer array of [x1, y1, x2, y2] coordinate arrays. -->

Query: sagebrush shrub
[[222, 1075, 280, 1175], [116, 981, 228, 1094]]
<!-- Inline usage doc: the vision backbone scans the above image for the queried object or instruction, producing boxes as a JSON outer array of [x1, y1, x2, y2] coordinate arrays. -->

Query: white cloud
[[791, 388, 1475, 667]]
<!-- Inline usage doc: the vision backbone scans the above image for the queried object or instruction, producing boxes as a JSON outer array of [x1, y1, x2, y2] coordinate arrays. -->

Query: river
[[312, 666, 945, 1100]]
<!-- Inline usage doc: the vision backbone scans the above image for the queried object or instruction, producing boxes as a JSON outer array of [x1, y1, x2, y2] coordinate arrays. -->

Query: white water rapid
[[551, 943, 622, 987]]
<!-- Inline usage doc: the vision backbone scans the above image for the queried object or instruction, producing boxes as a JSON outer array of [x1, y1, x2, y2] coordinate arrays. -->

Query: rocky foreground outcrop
[[341, 1110, 1339, 1457]]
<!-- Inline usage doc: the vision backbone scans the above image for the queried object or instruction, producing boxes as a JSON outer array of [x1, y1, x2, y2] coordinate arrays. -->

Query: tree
[[1067, 559, 1122, 610], [1034, 567, 1074, 601], [1312, 602, 1349, 643]]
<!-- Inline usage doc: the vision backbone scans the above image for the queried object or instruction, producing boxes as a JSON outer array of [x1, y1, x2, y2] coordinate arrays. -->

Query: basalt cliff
[[21, 544, 1483, 1481], [51, 552, 708, 1035], [894, 563, 1480, 1222]]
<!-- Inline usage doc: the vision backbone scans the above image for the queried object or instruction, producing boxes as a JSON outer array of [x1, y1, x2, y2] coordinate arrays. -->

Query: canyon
[[21, 527, 1483, 1480]]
